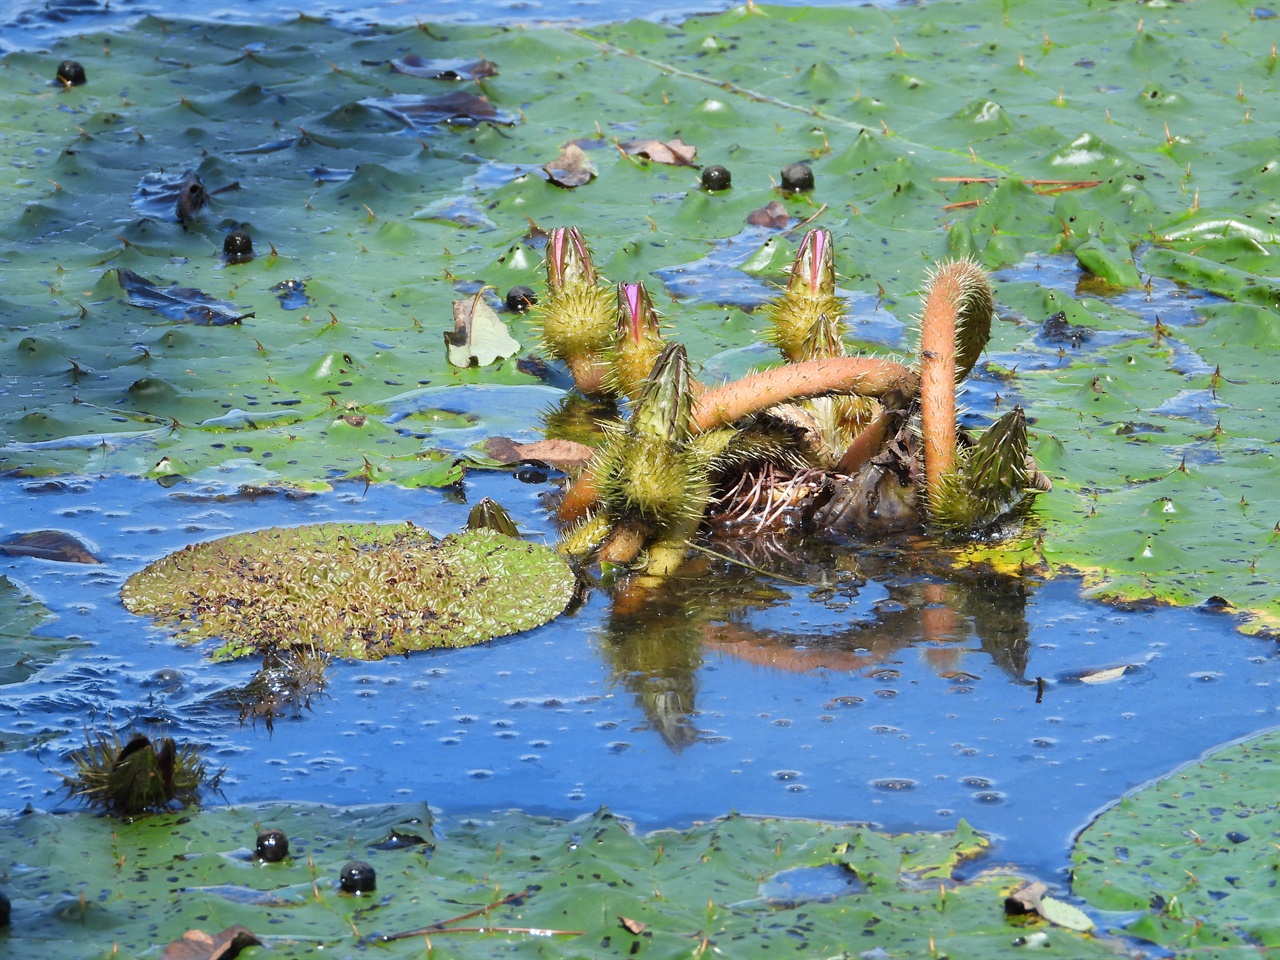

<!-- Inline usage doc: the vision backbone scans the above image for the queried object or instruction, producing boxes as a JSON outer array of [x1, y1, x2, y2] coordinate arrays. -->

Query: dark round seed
[[1226, 831, 1249, 844], [56, 60, 86, 86], [513, 465, 548, 484], [339, 860, 376, 894], [780, 161, 814, 192], [255, 828, 289, 863], [701, 165, 732, 191], [506, 285, 537, 312], [224, 229, 254, 263]]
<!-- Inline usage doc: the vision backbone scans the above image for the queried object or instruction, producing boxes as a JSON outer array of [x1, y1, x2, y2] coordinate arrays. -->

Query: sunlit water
[[1, 462, 1275, 881], [0, 0, 1276, 889]]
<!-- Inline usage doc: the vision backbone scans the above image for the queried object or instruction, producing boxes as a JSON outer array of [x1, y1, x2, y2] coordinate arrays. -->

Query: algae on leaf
[[121, 523, 575, 660]]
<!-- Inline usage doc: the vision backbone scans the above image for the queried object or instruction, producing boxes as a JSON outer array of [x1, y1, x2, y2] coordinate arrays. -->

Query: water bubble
[[962, 777, 993, 789], [773, 770, 802, 782], [871, 778, 916, 791], [973, 791, 1006, 804], [468, 769, 493, 780]]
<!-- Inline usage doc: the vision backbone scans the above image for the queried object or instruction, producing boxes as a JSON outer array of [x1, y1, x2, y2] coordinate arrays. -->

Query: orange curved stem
[[920, 271, 960, 499], [691, 358, 917, 434]]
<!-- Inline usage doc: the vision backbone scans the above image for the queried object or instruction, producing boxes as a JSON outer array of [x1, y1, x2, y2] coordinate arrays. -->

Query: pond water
[[1, 459, 1275, 883], [0, 0, 1276, 899]]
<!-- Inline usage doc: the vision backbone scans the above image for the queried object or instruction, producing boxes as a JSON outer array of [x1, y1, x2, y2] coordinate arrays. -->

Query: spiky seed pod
[[557, 511, 613, 561], [928, 406, 1035, 536], [536, 227, 616, 396], [606, 281, 666, 403], [630, 342, 694, 444], [765, 229, 847, 363], [597, 344, 710, 529]]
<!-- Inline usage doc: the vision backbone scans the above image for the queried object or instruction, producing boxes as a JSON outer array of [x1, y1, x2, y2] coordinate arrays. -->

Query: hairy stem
[[691, 358, 917, 434], [920, 268, 961, 501]]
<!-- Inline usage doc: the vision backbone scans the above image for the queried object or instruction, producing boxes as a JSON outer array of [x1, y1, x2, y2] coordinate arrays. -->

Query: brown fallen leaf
[[618, 915, 648, 935], [0, 531, 100, 564], [543, 142, 597, 188], [619, 137, 698, 166], [389, 55, 497, 81], [1004, 880, 1047, 916], [747, 200, 790, 228], [482, 437, 596, 473], [162, 925, 262, 960]]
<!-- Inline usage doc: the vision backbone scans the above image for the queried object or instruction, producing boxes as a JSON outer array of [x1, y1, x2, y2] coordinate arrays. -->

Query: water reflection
[[597, 536, 1036, 753]]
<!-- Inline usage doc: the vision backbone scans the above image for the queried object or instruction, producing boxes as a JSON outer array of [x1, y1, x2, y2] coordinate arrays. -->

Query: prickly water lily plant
[[61, 729, 216, 818], [534, 226, 617, 397], [546, 229, 1048, 576], [121, 523, 575, 661]]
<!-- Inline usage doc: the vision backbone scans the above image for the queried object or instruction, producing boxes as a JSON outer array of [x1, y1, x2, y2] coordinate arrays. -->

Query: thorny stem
[[920, 266, 961, 500], [558, 358, 917, 524], [690, 357, 918, 434]]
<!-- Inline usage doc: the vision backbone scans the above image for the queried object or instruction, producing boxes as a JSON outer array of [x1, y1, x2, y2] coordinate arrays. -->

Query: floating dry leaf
[[0, 530, 100, 564], [747, 200, 791, 228], [543, 142, 597, 188], [446, 291, 520, 367], [1038, 895, 1096, 932], [1076, 665, 1131, 684], [619, 137, 697, 166], [482, 436, 595, 473], [161, 925, 262, 960], [618, 916, 648, 935]]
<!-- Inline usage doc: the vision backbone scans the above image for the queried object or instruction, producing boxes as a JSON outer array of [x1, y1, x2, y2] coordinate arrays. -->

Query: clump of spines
[[61, 729, 215, 818]]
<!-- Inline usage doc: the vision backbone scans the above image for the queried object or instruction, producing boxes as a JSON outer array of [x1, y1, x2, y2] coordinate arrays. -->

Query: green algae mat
[[3, 727, 1276, 958], [1, 2, 1277, 629]]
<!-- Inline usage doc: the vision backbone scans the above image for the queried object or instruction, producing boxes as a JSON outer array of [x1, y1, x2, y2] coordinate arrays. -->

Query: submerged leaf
[[389, 55, 497, 80], [0, 530, 99, 563], [115, 269, 253, 326], [362, 91, 515, 128]]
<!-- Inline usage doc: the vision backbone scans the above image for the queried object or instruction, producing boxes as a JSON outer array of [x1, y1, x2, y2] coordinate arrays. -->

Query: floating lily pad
[[0, 803, 1122, 959], [0, 1, 1274, 627], [1072, 728, 1280, 952], [120, 524, 575, 661]]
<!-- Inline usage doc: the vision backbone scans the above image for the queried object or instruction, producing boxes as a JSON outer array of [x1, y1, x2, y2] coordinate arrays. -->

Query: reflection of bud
[[767, 229, 847, 363], [607, 281, 666, 403]]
